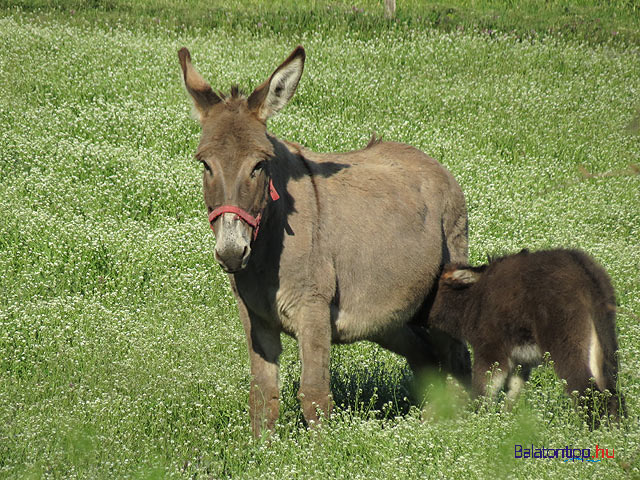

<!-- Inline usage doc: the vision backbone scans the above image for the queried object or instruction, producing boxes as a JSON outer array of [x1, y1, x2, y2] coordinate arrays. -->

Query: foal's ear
[[178, 47, 221, 120], [441, 267, 481, 288], [248, 46, 305, 122]]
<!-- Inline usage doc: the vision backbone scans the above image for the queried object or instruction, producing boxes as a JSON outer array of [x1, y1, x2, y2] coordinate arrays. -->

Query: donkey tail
[[569, 250, 625, 418]]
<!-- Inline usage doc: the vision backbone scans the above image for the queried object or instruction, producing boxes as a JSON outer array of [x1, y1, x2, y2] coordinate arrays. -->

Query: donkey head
[[178, 46, 305, 273], [432, 264, 485, 312], [429, 263, 486, 333]]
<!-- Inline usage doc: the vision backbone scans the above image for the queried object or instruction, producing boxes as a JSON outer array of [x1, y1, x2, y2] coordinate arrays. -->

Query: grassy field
[[4, 0, 640, 45], [1, 1, 639, 478]]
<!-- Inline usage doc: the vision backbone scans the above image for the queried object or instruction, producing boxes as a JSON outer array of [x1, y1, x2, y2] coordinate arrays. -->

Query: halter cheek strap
[[208, 179, 280, 241]]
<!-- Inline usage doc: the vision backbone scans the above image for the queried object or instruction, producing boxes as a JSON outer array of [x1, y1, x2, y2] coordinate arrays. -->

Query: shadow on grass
[[279, 358, 417, 425], [278, 343, 475, 426], [329, 361, 416, 418]]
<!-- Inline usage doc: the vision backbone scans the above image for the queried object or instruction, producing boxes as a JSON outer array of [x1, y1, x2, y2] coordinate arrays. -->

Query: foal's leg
[[237, 298, 282, 437], [472, 354, 509, 400], [504, 373, 525, 406], [505, 363, 534, 406], [297, 301, 332, 426]]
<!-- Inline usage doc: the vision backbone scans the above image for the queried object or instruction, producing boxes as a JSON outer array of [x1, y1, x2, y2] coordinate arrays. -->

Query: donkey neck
[[230, 133, 323, 324], [267, 134, 312, 186], [235, 134, 314, 267], [234, 132, 349, 285]]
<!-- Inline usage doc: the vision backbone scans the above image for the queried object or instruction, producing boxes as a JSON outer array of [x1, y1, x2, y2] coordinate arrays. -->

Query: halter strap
[[208, 179, 280, 241]]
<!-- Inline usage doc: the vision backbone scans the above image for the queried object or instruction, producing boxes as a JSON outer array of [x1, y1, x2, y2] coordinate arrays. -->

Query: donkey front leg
[[297, 301, 332, 426], [239, 306, 283, 437], [472, 355, 509, 400]]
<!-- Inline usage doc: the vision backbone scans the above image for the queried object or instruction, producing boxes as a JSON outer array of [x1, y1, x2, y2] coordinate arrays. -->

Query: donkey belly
[[330, 229, 442, 343], [324, 173, 449, 343], [332, 299, 423, 343]]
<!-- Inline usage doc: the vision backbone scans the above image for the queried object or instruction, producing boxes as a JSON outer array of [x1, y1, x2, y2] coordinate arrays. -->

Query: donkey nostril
[[242, 246, 249, 258]]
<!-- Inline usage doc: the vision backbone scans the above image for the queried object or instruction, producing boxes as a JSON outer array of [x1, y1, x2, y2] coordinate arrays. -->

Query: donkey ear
[[178, 47, 221, 120], [248, 46, 305, 122], [441, 267, 481, 288]]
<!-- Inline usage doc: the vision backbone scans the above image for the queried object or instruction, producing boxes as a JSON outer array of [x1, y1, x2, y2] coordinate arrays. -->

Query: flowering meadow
[[1, 2, 639, 478]]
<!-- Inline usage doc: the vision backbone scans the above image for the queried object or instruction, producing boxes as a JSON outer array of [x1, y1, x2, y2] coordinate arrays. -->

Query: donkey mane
[[366, 132, 383, 148], [218, 84, 246, 101], [486, 248, 530, 266], [442, 250, 531, 275]]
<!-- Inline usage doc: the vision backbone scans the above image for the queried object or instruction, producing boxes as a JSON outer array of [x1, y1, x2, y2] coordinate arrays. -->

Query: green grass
[[3, 0, 640, 45], [1, 1, 640, 478]]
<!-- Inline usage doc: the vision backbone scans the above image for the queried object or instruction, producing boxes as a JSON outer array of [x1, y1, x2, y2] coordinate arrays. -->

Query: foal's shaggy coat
[[429, 249, 624, 418]]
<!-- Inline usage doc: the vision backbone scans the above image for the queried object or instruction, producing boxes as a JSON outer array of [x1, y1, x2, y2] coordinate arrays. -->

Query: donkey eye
[[201, 160, 212, 174], [250, 161, 265, 178]]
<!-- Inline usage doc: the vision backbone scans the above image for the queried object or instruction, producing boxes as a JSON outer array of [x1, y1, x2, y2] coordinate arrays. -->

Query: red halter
[[208, 178, 280, 241]]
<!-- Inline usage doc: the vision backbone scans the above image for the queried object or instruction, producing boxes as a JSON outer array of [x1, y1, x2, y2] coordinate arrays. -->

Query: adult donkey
[[178, 46, 470, 436]]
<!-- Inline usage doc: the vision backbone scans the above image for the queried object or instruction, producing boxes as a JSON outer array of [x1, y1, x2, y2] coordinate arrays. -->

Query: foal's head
[[178, 46, 305, 272]]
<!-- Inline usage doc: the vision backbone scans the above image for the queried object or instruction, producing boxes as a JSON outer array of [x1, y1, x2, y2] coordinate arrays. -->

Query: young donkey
[[429, 249, 624, 418], [178, 46, 471, 436]]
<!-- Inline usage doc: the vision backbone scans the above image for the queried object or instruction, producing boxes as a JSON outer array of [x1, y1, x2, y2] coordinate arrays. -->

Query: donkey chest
[[234, 275, 307, 336]]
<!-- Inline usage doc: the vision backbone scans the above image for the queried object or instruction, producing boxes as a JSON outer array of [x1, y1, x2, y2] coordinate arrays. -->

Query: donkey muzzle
[[207, 179, 280, 273], [211, 212, 253, 273]]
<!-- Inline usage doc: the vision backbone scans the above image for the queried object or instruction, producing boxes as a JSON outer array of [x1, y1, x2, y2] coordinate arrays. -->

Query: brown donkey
[[178, 46, 471, 436], [429, 249, 625, 419]]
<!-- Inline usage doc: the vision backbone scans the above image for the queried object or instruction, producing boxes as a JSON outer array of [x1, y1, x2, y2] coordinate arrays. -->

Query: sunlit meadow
[[1, 3, 639, 478]]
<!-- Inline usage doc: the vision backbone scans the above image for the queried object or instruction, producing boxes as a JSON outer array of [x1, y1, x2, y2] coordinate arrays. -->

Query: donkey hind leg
[[444, 210, 468, 265], [552, 346, 625, 421], [504, 362, 536, 408], [583, 322, 625, 419], [413, 326, 472, 389], [555, 357, 607, 426], [507, 361, 535, 400], [375, 324, 439, 372], [505, 374, 525, 404], [546, 338, 612, 425], [373, 324, 443, 405], [297, 301, 333, 426], [603, 352, 626, 420], [375, 324, 471, 389], [595, 329, 626, 419], [607, 375, 626, 420]]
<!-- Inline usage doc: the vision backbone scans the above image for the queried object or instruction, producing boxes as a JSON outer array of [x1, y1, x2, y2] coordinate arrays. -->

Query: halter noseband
[[208, 178, 280, 241]]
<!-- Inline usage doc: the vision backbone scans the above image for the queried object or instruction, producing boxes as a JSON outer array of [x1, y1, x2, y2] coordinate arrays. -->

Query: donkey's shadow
[[329, 361, 416, 418], [280, 346, 419, 422]]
